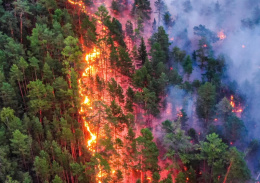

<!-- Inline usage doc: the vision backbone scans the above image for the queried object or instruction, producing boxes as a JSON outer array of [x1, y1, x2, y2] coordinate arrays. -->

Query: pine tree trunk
[[20, 13, 23, 43], [18, 81, 26, 105]]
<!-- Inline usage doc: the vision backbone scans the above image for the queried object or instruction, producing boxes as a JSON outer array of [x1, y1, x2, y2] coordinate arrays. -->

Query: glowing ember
[[230, 95, 243, 113], [177, 111, 183, 118], [242, 45, 245, 48], [203, 44, 207, 48], [214, 118, 218, 122], [218, 30, 226, 40], [230, 95, 235, 108], [230, 142, 233, 145], [184, 166, 187, 171]]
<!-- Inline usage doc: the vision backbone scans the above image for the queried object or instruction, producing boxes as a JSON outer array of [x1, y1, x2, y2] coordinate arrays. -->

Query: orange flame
[[67, 0, 87, 13], [83, 96, 90, 104], [230, 95, 243, 114], [84, 121, 97, 149]]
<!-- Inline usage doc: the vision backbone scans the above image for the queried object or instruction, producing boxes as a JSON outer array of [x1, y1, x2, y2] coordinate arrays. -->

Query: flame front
[[77, 47, 101, 181], [67, 0, 87, 13], [78, 47, 101, 149], [84, 121, 96, 149]]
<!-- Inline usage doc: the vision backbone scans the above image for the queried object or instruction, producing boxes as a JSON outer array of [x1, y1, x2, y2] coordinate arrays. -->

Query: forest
[[0, 0, 259, 182]]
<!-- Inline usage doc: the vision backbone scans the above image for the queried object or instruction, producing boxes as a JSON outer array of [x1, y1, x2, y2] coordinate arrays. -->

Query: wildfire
[[68, 0, 102, 181], [230, 95, 243, 114], [177, 111, 183, 118], [83, 96, 90, 104], [82, 48, 101, 76], [67, 0, 87, 13], [230, 95, 235, 108], [218, 30, 226, 40], [84, 121, 97, 149], [85, 48, 100, 61]]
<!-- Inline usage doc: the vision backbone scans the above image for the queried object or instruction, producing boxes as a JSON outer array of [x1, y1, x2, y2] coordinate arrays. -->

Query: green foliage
[[52, 175, 63, 183], [138, 37, 148, 65], [163, 11, 173, 28], [125, 20, 134, 38], [136, 128, 159, 173], [216, 97, 232, 120], [34, 151, 51, 182], [226, 147, 251, 182], [224, 115, 246, 142], [200, 133, 228, 165], [132, 0, 152, 20], [0, 82, 18, 109], [150, 26, 170, 61], [172, 46, 186, 63], [175, 167, 196, 183], [168, 68, 183, 85], [162, 120, 193, 164], [196, 82, 216, 123], [0, 107, 22, 132], [182, 55, 193, 78], [118, 46, 133, 76], [27, 80, 52, 116], [125, 87, 135, 112]]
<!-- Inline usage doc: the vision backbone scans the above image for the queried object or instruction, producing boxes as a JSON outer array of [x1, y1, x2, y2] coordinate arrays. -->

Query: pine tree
[[196, 82, 216, 124], [182, 55, 193, 79], [10, 130, 32, 168], [138, 37, 148, 65], [132, 0, 152, 21], [154, 0, 166, 26]]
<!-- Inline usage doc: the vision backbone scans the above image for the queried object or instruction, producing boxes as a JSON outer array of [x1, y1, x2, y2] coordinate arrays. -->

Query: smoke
[[150, 0, 260, 177], [96, 0, 260, 177]]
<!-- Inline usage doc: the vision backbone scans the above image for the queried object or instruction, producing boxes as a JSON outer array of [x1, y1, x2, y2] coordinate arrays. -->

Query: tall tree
[[138, 37, 148, 65], [0, 82, 18, 109], [136, 128, 159, 180], [182, 55, 193, 79], [154, 0, 166, 26], [27, 80, 52, 120], [199, 133, 228, 182], [10, 130, 32, 168], [163, 11, 173, 29], [131, 0, 152, 21], [149, 26, 170, 61], [12, 0, 31, 43], [196, 82, 216, 124], [216, 97, 232, 120]]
